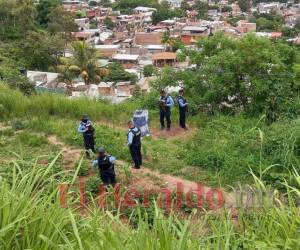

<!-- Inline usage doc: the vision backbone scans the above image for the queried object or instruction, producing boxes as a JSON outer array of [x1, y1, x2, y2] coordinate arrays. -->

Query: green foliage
[[237, 0, 251, 12], [1, 155, 300, 248], [22, 31, 65, 71], [86, 176, 102, 194], [156, 33, 300, 121], [104, 17, 115, 30], [0, 0, 37, 41], [143, 65, 156, 77], [0, 83, 136, 123], [47, 6, 78, 37], [251, 12, 284, 32], [152, 1, 184, 24], [103, 62, 138, 83], [76, 160, 90, 176], [184, 115, 300, 187], [60, 42, 100, 85], [194, 0, 209, 19], [36, 0, 60, 27], [15, 132, 49, 147], [112, 0, 157, 14]]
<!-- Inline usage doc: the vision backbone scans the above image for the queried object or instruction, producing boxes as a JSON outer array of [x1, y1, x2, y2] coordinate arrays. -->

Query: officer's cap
[[98, 147, 106, 153]]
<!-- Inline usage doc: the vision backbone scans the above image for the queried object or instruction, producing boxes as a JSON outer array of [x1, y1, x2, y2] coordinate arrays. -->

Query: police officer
[[177, 89, 188, 130], [127, 121, 142, 169], [92, 148, 116, 187], [78, 114, 96, 157], [159, 90, 174, 131]]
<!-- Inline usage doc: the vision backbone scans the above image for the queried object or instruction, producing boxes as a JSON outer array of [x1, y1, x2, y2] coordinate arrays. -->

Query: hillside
[[0, 83, 300, 249]]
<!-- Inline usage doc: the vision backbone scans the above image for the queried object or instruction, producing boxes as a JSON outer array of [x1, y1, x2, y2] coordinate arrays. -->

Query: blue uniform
[[92, 155, 116, 186], [78, 119, 95, 156], [177, 95, 188, 129], [159, 95, 174, 129], [128, 127, 142, 169]]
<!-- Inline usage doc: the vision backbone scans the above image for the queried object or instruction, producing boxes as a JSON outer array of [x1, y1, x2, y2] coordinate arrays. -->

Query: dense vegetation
[[0, 132, 300, 249], [0, 0, 300, 248], [155, 33, 300, 123]]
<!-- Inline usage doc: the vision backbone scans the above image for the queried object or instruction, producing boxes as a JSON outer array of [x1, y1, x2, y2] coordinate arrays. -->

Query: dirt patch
[[0, 123, 11, 131], [151, 126, 197, 140], [47, 135, 83, 170]]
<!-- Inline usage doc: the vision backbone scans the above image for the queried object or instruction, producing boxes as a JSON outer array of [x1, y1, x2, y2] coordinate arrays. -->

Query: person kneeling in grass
[[92, 147, 117, 187]]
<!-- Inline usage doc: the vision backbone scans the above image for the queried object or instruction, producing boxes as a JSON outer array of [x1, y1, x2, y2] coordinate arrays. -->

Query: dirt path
[[45, 134, 235, 209], [94, 120, 196, 140], [48, 135, 83, 170]]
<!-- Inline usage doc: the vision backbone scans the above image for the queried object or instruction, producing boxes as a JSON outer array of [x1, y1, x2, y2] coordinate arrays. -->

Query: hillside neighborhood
[[26, 0, 300, 102]]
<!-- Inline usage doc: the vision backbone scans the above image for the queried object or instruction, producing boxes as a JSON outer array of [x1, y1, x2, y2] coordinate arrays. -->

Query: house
[[116, 81, 135, 96], [134, 7, 157, 14], [27, 71, 59, 88], [160, 20, 176, 26], [237, 21, 256, 33], [181, 26, 209, 44], [72, 32, 94, 42], [152, 52, 177, 67], [135, 32, 162, 45], [88, 8, 101, 18], [112, 54, 139, 68], [98, 82, 115, 96], [95, 45, 120, 58], [146, 45, 166, 54], [258, 2, 280, 14], [167, 0, 182, 8], [74, 18, 90, 30]]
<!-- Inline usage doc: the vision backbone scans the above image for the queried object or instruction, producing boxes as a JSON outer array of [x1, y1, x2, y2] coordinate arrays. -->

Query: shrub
[[75, 160, 89, 176], [86, 176, 102, 194], [15, 132, 49, 147], [143, 65, 156, 77]]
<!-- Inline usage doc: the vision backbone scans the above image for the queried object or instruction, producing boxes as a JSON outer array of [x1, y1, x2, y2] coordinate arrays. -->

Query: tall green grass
[[1, 154, 300, 249], [0, 83, 136, 124], [184, 115, 300, 187]]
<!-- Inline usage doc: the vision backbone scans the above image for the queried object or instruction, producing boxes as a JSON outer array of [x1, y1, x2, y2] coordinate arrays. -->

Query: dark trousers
[[100, 170, 116, 187], [129, 145, 142, 168], [83, 134, 95, 156], [160, 108, 171, 129], [179, 108, 186, 128]]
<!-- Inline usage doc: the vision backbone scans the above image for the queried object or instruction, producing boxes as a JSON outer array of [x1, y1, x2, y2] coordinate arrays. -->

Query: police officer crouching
[[177, 89, 188, 130], [92, 148, 117, 187], [127, 121, 142, 169], [78, 114, 96, 157]]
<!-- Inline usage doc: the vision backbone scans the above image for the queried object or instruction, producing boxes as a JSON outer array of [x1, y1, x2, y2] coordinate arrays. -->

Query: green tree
[[36, 0, 60, 27], [103, 63, 137, 83], [237, 0, 251, 12], [104, 17, 115, 30], [47, 6, 78, 55], [65, 42, 100, 85], [155, 33, 300, 121], [143, 65, 156, 77], [21, 31, 64, 71], [0, 0, 37, 40]]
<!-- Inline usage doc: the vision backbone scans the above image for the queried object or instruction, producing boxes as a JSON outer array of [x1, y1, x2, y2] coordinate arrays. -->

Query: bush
[[86, 176, 102, 194], [184, 115, 300, 186], [75, 160, 89, 176], [15, 132, 49, 147], [143, 65, 156, 77]]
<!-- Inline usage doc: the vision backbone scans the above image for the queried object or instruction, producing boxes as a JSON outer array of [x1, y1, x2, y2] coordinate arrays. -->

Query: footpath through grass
[[1, 83, 299, 189]]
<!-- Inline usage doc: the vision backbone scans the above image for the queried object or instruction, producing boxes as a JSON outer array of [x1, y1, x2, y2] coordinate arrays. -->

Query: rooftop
[[152, 52, 177, 60], [112, 54, 139, 61], [182, 26, 208, 32]]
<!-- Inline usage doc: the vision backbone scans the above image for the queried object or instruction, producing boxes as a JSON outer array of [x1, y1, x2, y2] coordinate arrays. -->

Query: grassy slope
[[1, 83, 299, 188], [1, 84, 300, 249]]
